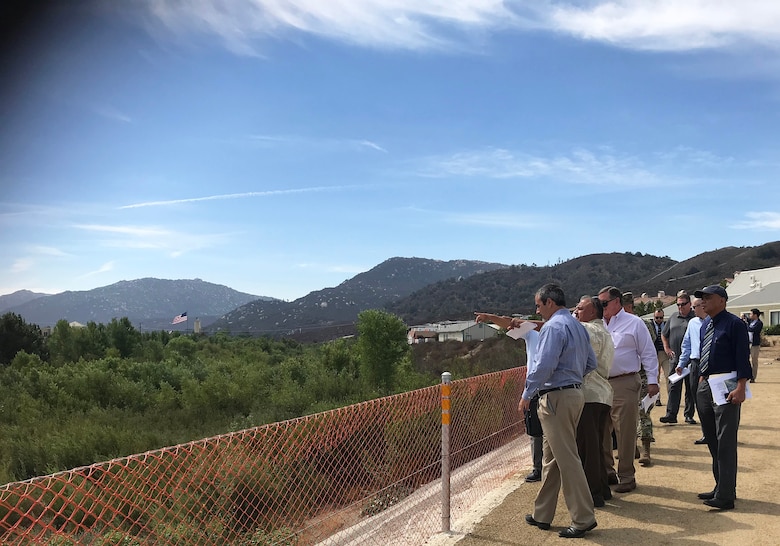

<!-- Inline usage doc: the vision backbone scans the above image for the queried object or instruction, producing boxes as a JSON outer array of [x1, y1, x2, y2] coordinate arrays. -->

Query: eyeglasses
[[654, 317, 664, 320], [677, 302, 690, 307], [599, 298, 615, 307]]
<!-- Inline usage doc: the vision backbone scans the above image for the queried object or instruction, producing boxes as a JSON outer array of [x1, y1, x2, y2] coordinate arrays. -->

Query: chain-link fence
[[0, 367, 529, 545]]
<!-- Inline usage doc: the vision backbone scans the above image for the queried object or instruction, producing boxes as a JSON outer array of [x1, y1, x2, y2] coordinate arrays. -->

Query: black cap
[[693, 285, 728, 301]]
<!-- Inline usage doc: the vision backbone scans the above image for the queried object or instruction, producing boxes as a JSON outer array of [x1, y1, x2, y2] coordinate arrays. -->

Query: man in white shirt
[[598, 286, 660, 493]]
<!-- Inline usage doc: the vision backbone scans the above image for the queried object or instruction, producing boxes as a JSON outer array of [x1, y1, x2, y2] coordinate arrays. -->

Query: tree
[[106, 317, 141, 358], [356, 309, 409, 393], [0, 313, 48, 366]]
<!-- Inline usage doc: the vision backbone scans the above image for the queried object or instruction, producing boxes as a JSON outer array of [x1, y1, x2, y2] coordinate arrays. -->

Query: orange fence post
[[441, 371, 452, 533]]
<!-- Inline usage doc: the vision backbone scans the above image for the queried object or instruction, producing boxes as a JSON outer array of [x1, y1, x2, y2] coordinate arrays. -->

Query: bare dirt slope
[[447, 336, 780, 546]]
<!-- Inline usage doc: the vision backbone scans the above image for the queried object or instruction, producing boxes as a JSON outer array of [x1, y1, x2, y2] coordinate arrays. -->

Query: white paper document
[[506, 321, 537, 340], [641, 393, 660, 413], [707, 372, 752, 406], [668, 367, 690, 384]]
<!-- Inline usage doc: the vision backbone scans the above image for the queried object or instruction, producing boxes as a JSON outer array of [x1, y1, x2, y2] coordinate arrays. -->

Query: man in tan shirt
[[574, 296, 614, 507]]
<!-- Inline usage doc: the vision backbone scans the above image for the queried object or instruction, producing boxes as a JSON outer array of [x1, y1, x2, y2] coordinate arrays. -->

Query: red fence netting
[[0, 367, 528, 545]]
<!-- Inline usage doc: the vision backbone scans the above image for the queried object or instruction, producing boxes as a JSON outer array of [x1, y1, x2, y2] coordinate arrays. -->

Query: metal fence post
[[441, 371, 452, 533]]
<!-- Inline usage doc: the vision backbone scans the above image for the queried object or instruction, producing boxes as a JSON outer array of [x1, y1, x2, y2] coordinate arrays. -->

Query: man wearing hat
[[693, 285, 751, 511], [746, 308, 763, 382]]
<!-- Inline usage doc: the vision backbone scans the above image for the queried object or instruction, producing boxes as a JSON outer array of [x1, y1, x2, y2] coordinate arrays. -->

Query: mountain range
[[0, 278, 269, 331], [387, 242, 780, 325], [3, 242, 779, 339]]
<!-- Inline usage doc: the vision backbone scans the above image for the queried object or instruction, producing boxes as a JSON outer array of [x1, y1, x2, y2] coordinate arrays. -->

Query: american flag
[[172, 312, 188, 325]]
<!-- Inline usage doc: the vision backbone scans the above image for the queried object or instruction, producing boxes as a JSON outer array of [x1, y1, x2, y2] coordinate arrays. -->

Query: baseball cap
[[693, 285, 728, 300]]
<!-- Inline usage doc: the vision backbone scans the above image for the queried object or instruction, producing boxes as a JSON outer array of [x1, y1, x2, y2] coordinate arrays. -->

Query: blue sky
[[2, 1, 780, 301]]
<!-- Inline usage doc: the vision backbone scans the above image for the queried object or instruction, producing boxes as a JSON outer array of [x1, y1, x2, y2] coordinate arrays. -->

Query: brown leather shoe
[[614, 479, 636, 493]]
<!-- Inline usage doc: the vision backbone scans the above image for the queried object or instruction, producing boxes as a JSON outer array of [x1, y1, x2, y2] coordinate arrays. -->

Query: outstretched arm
[[474, 312, 513, 330]]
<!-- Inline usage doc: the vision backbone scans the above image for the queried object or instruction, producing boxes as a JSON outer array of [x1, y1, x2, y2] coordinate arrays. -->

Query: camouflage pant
[[637, 368, 654, 441]]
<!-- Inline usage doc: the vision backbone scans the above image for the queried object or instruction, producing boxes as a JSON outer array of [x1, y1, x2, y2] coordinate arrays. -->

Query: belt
[[690, 358, 700, 362], [539, 384, 581, 396], [609, 371, 638, 380]]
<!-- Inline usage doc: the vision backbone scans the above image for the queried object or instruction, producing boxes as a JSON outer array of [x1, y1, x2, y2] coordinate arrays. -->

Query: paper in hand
[[668, 367, 690, 384], [506, 321, 537, 340], [641, 393, 660, 413]]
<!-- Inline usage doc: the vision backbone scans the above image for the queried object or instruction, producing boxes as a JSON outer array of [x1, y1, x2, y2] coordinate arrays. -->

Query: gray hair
[[598, 285, 622, 304], [537, 283, 566, 307]]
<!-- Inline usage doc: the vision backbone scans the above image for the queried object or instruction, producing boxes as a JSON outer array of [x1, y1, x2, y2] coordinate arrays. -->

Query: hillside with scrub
[[0, 310, 526, 486]]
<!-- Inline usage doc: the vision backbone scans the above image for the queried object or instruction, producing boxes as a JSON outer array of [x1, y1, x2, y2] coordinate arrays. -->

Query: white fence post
[[441, 371, 452, 533]]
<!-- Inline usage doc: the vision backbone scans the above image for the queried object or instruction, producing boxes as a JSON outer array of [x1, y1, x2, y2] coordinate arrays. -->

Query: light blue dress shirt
[[522, 308, 597, 400], [678, 316, 703, 369]]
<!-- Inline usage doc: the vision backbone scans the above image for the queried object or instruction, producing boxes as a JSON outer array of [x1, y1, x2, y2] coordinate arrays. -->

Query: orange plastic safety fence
[[0, 367, 528, 546]]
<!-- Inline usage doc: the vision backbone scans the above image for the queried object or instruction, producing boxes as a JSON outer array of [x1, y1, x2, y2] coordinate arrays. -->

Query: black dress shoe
[[525, 469, 541, 482], [525, 514, 551, 530], [559, 521, 597, 538], [694, 437, 707, 445], [685, 418, 697, 424], [704, 498, 734, 510], [659, 415, 677, 424], [697, 490, 716, 500]]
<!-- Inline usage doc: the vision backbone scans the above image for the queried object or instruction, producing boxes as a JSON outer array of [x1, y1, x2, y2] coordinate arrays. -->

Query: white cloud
[[74, 224, 172, 237], [654, 146, 735, 167], [144, 0, 518, 54], [441, 210, 541, 229], [141, 1, 780, 54], [78, 261, 117, 279], [416, 147, 671, 187], [119, 185, 360, 209], [357, 140, 388, 153], [545, 1, 780, 52], [31, 246, 68, 257], [247, 134, 388, 153], [11, 258, 33, 273], [731, 212, 780, 230], [72, 223, 229, 257], [93, 105, 133, 124]]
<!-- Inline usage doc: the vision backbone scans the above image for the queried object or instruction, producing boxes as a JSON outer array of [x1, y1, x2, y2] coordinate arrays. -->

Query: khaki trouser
[[604, 373, 641, 483], [534, 388, 596, 529]]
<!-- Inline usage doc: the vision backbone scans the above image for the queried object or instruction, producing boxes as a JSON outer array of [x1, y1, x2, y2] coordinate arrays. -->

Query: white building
[[408, 320, 501, 343]]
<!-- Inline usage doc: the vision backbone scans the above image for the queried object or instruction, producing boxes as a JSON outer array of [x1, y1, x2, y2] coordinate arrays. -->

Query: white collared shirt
[[604, 308, 659, 383]]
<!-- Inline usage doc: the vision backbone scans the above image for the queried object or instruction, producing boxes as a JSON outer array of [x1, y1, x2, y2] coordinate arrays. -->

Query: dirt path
[[438, 336, 780, 546]]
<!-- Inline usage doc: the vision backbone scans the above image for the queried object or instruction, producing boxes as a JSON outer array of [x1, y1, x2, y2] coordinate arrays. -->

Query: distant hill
[[386, 252, 676, 323], [6, 242, 779, 338], [626, 242, 780, 297], [207, 257, 509, 337], [387, 242, 780, 324], [5, 278, 270, 329], [0, 290, 50, 313]]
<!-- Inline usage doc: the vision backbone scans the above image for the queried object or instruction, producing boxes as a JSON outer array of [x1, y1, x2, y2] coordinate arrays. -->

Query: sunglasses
[[654, 317, 664, 320], [677, 302, 690, 307], [599, 298, 615, 306]]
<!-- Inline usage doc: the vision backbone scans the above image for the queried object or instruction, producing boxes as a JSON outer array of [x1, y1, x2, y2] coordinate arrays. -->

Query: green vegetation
[[633, 299, 665, 317], [0, 311, 524, 486], [764, 324, 780, 336]]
